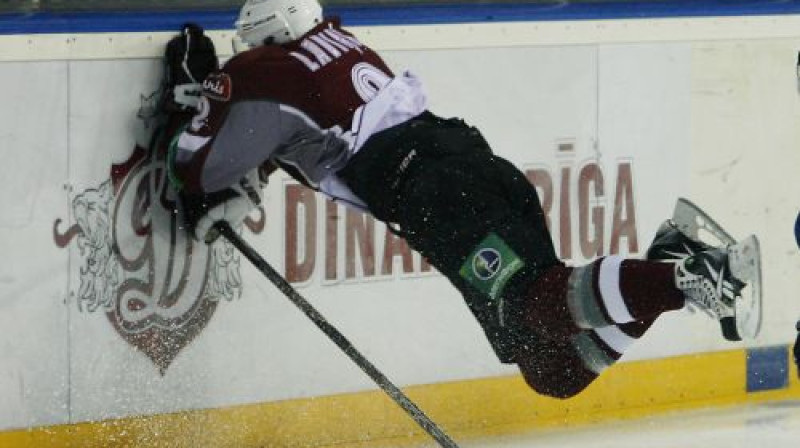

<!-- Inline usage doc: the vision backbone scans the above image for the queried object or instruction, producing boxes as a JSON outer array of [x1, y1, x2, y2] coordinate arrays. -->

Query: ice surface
[[436, 400, 800, 448]]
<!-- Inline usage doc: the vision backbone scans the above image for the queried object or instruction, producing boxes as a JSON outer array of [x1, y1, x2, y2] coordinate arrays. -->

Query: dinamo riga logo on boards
[[53, 114, 264, 374]]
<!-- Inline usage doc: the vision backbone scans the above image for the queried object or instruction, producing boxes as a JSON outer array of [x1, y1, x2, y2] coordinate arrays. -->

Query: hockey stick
[[215, 222, 460, 448]]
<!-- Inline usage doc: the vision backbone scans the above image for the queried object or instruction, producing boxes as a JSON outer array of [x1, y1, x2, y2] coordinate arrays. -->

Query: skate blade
[[726, 235, 763, 340], [672, 198, 736, 246]]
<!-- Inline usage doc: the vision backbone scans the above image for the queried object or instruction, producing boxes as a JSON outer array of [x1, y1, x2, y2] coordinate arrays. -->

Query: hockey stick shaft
[[215, 223, 460, 448]]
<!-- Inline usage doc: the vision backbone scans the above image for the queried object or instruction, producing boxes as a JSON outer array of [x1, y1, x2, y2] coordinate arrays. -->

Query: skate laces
[[676, 249, 741, 319]]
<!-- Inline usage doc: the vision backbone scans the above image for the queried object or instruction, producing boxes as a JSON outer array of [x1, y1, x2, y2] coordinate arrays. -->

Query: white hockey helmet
[[234, 0, 323, 49]]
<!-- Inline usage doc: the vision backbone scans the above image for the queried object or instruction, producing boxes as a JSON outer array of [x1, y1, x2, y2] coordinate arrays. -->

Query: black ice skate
[[675, 246, 745, 341], [652, 198, 763, 341]]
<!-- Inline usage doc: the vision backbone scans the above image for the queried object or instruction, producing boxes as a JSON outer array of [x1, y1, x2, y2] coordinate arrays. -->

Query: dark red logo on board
[[52, 92, 263, 374]]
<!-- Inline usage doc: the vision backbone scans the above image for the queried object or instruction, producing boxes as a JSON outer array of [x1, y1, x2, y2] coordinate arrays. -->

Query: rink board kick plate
[[672, 198, 763, 340]]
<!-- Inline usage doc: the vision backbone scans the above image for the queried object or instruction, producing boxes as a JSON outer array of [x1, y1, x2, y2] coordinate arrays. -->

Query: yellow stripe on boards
[[0, 348, 797, 447]]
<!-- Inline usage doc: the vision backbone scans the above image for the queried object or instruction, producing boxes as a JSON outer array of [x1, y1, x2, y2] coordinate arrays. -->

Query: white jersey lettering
[[324, 29, 363, 53], [315, 31, 350, 53], [289, 51, 321, 72], [289, 27, 368, 72], [309, 34, 342, 58], [300, 39, 333, 68]]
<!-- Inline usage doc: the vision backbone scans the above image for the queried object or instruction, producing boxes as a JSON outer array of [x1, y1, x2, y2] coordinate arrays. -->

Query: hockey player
[[166, 0, 753, 399]]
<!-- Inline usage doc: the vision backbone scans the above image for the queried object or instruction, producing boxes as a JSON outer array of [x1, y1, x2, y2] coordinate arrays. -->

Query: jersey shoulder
[[219, 46, 312, 100], [222, 45, 300, 72]]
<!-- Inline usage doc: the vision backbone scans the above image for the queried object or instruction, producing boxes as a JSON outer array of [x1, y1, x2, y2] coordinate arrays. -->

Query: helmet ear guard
[[234, 0, 323, 50]]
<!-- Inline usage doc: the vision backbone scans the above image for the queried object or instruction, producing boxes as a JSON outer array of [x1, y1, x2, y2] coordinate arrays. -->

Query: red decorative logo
[[53, 100, 263, 374]]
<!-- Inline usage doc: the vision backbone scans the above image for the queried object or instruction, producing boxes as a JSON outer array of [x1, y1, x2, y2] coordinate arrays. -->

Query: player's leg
[[486, 156, 686, 341], [390, 149, 682, 368], [505, 178, 748, 342], [515, 319, 655, 399], [379, 127, 685, 349], [390, 133, 746, 350], [343, 112, 745, 353], [517, 232, 748, 343], [516, 256, 684, 341]]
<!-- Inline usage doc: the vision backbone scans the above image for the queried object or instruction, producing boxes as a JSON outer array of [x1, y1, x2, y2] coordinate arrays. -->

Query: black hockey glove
[[179, 170, 263, 244], [161, 23, 218, 114]]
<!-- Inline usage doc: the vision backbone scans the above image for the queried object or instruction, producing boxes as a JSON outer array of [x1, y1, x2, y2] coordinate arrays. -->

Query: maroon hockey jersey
[[172, 18, 427, 209]]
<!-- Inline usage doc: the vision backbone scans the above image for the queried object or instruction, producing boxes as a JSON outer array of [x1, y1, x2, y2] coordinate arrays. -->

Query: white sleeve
[[318, 175, 369, 212], [349, 71, 428, 153]]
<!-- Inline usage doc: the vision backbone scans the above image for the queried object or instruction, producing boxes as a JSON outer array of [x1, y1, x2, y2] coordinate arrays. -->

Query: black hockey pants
[[339, 111, 563, 363]]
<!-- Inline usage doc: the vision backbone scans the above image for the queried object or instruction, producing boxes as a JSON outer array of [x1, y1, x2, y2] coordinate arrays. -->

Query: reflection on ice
[[454, 401, 800, 448]]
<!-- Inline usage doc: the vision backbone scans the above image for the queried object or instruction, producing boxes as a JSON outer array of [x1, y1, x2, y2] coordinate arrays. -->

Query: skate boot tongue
[[647, 220, 714, 262]]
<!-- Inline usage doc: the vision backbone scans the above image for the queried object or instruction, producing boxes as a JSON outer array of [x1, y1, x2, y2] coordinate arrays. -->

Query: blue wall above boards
[[3, 0, 800, 34]]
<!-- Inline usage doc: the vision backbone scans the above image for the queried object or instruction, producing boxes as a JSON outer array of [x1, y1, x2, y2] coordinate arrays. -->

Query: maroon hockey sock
[[566, 256, 684, 329], [521, 257, 683, 340], [618, 259, 685, 319]]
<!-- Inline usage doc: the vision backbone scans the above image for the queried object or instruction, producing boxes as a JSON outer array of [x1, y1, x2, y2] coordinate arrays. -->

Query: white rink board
[[0, 19, 800, 430]]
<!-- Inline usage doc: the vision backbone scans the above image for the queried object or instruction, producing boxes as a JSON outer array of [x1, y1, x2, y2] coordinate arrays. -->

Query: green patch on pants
[[459, 233, 524, 301]]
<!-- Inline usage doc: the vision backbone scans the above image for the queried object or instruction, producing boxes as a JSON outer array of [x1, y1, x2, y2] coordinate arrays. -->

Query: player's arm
[[167, 101, 272, 244], [161, 22, 218, 191], [161, 24, 271, 244], [161, 23, 217, 119]]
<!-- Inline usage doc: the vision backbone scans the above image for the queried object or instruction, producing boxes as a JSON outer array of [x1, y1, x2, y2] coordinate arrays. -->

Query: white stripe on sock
[[594, 325, 637, 354], [598, 256, 635, 323]]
